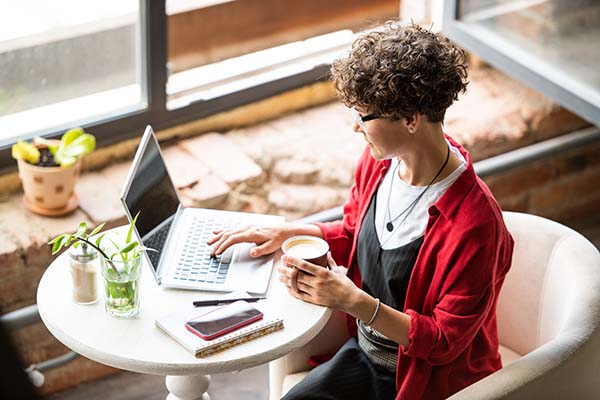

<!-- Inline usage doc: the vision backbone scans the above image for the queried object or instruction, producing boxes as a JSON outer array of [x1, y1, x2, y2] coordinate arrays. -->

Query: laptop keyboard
[[143, 219, 173, 269], [173, 216, 239, 285]]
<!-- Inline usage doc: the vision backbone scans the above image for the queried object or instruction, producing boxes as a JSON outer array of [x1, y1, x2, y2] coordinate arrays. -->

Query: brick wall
[[484, 140, 600, 223]]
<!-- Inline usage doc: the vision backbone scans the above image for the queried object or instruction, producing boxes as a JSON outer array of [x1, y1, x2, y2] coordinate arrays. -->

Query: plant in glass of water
[[49, 221, 106, 304], [49, 221, 106, 258], [49, 213, 154, 317]]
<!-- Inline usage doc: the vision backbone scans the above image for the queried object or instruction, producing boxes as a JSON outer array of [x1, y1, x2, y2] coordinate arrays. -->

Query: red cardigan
[[315, 135, 514, 400]]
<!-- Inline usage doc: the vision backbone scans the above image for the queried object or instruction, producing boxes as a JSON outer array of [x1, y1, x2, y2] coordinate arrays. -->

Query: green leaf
[[95, 233, 106, 248], [62, 133, 95, 154], [75, 222, 88, 238], [108, 238, 120, 250], [54, 130, 95, 167], [54, 146, 77, 168], [62, 235, 72, 247], [51, 236, 64, 254], [11, 141, 40, 164], [62, 134, 95, 157], [127, 212, 140, 244], [89, 222, 106, 237], [50, 234, 73, 255], [61, 128, 85, 147], [48, 235, 64, 245], [118, 241, 139, 255], [107, 238, 122, 259], [137, 246, 158, 253]]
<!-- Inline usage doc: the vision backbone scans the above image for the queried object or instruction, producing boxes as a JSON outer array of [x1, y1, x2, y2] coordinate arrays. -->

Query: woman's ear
[[404, 113, 421, 134]]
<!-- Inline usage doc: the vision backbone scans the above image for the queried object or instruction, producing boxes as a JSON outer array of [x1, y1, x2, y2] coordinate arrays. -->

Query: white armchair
[[269, 212, 600, 399]]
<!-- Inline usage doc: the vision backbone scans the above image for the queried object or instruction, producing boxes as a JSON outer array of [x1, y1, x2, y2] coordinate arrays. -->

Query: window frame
[[0, 0, 332, 174], [442, 0, 600, 128]]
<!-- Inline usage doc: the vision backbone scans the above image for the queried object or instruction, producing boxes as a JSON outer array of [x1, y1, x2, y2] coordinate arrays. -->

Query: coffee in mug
[[282, 235, 329, 267], [281, 235, 329, 293]]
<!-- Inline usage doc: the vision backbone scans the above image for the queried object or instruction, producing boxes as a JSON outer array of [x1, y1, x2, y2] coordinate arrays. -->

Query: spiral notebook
[[156, 306, 284, 358]]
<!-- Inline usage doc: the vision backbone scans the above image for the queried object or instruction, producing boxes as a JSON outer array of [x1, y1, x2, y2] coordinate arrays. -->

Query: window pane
[[458, 0, 600, 113], [0, 0, 144, 143], [165, 0, 398, 107], [166, 0, 398, 72]]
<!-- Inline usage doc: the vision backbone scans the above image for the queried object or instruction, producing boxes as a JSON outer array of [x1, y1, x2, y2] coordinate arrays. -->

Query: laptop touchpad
[[234, 242, 263, 264]]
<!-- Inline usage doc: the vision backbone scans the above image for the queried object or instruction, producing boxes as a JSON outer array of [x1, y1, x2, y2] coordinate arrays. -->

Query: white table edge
[[37, 273, 333, 376]]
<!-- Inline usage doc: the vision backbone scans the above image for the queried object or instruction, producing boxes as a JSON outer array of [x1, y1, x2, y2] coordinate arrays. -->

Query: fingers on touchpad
[[233, 242, 261, 263]]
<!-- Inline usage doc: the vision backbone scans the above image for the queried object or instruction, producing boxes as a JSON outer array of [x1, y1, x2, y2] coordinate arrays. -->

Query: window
[[0, 0, 144, 143], [165, 0, 398, 108], [0, 0, 398, 173], [443, 0, 600, 127]]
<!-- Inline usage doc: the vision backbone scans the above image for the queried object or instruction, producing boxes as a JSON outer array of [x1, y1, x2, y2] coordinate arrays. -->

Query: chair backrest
[[497, 212, 600, 356]]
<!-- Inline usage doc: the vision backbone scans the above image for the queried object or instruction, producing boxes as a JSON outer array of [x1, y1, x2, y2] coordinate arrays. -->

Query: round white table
[[37, 240, 331, 400]]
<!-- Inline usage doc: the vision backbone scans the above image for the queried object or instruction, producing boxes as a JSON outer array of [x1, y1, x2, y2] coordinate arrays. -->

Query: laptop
[[120, 126, 284, 294]]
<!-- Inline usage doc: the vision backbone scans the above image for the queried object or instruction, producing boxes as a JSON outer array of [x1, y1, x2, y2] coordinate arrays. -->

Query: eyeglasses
[[351, 108, 381, 133]]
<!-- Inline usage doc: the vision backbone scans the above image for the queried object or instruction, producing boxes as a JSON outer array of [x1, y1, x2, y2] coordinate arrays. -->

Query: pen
[[192, 297, 266, 307]]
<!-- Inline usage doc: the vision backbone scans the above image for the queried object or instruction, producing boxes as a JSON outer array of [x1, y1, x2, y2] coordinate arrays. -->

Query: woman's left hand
[[278, 252, 359, 312]]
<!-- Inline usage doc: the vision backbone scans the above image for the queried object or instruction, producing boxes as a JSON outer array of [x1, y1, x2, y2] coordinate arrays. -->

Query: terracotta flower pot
[[17, 143, 81, 216]]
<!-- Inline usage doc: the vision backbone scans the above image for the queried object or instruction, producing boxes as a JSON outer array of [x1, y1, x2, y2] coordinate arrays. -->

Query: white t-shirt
[[375, 141, 467, 249]]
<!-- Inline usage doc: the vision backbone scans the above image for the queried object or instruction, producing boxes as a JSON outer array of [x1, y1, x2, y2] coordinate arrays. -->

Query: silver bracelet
[[364, 298, 381, 326]]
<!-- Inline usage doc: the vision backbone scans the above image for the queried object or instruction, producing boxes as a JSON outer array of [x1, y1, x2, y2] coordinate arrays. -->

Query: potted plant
[[12, 127, 95, 216], [49, 213, 155, 318]]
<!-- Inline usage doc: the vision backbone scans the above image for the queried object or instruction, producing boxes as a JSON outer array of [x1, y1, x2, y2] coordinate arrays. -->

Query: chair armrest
[[269, 309, 350, 400], [448, 332, 600, 400]]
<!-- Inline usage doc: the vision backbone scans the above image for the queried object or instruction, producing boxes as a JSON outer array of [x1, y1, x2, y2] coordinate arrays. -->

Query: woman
[[209, 22, 514, 400]]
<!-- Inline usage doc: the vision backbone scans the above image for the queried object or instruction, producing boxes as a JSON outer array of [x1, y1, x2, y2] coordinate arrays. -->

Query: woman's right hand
[[208, 223, 319, 258]]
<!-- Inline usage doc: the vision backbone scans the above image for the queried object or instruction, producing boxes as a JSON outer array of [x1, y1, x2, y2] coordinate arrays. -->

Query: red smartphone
[[185, 300, 264, 340]]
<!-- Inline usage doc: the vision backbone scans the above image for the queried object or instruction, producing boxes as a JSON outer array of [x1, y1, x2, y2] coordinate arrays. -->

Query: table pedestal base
[[166, 375, 211, 400]]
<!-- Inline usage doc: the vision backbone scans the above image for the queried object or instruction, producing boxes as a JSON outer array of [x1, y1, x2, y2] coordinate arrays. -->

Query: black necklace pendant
[[386, 222, 394, 232]]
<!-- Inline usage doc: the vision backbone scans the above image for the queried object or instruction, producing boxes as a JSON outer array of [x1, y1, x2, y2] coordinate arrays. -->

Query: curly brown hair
[[331, 22, 469, 123]]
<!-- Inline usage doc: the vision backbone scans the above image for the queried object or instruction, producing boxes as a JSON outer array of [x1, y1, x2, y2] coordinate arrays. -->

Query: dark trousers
[[282, 337, 397, 400]]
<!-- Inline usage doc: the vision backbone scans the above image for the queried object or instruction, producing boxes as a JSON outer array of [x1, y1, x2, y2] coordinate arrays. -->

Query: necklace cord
[[382, 146, 451, 241]]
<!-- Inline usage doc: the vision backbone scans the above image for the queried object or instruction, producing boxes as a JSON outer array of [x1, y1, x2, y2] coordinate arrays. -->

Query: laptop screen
[[122, 130, 180, 273]]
